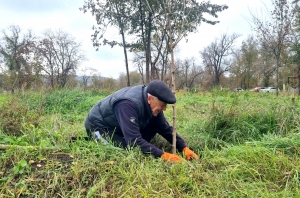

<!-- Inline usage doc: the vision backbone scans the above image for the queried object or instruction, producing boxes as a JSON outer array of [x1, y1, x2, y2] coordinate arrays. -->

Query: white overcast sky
[[0, 0, 270, 78]]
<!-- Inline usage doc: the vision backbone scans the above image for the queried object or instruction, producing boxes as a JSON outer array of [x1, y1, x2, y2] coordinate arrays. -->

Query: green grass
[[0, 89, 300, 197], [0, 93, 10, 105]]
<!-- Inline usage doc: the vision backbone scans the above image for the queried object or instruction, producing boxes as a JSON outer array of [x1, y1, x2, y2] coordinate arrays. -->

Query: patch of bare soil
[[2, 152, 75, 197]]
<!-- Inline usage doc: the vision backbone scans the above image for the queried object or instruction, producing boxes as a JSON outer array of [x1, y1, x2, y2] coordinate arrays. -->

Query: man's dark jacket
[[85, 85, 186, 157]]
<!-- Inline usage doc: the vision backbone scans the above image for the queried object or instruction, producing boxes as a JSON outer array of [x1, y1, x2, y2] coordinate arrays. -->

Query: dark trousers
[[86, 124, 157, 148]]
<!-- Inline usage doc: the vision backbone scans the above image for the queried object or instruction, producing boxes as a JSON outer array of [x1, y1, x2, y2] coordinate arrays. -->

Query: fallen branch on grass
[[0, 143, 121, 151], [0, 144, 59, 150]]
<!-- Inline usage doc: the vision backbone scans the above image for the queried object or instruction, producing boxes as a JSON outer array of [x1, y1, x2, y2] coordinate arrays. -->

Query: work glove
[[161, 152, 183, 162], [183, 147, 199, 160]]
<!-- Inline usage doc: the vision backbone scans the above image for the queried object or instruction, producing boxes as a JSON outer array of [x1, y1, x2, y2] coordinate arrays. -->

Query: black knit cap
[[147, 80, 176, 104]]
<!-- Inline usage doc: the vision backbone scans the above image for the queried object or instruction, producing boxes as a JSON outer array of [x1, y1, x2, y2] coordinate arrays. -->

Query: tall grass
[[1, 89, 300, 197], [176, 90, 300, 150]]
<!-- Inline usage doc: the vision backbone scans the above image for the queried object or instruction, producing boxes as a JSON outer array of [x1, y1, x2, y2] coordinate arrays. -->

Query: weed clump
[[203, 95, 280, 144], [0, 97, 40, 136]]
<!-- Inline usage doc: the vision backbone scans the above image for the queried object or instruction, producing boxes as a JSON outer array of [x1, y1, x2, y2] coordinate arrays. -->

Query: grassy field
[[0, 89, 300, 197]]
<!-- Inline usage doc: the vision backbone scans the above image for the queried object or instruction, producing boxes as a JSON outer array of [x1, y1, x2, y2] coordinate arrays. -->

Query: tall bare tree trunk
[[120, 31, 130, 86], [114, 3, 130, 86]]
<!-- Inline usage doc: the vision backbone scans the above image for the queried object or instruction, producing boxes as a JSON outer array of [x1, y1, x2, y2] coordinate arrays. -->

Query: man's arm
[[153, 112, 199, 160], [152, 112, 187, 152], [113, 100, 164, 157]]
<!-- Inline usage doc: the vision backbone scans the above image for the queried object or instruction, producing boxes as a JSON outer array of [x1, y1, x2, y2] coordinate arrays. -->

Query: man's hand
[[183, 147, 199, 160], [161, 152, 182, 162]]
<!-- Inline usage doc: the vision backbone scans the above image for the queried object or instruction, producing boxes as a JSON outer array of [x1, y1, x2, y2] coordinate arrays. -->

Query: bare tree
[[288, 1, 300, 94], [0, 25, 37, 93], [36, 30, 85, 88], [81, 66, 97, 90], [250, 0, 296, 95], [132, 51, 145, 84], [229, 50, 244, 89], [200, 33, 240, 87], [258, 48, 277, 87], [240, 36, 259, 89], [175, 58, 203, 91]]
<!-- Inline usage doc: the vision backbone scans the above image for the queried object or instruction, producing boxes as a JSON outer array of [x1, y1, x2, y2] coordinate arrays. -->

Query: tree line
[[1, 0, 300, 93], [0, 27, 85, 92]]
